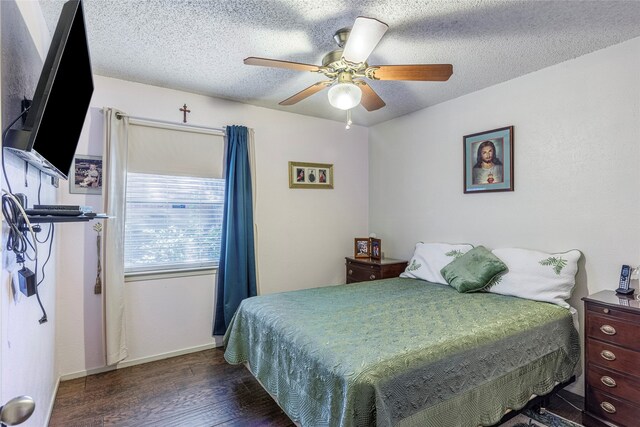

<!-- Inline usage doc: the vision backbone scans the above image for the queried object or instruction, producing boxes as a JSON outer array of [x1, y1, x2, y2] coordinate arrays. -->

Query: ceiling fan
[[244, 17, 453, 113]]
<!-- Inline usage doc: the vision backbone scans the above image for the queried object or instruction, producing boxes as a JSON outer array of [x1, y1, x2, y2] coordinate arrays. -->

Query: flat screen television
[[4, 0, 93, 180]]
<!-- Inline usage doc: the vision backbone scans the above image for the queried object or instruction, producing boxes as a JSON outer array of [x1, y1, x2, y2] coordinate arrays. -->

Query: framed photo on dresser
[[370, 238, 382, 260], [354, 238, 370, 258]]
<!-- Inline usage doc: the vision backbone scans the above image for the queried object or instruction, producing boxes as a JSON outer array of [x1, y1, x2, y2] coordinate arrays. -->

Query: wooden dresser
[[582, 291, 640, 427], [345, 257, 407, 284]]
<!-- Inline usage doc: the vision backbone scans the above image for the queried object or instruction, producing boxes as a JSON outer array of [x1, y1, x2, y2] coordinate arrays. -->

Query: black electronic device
[[18, 267, 36, 297], [3, 0, 93, 180], [616, 264, 635, 295], [25, 208, 83, 217], [33, 204, 81, 211]]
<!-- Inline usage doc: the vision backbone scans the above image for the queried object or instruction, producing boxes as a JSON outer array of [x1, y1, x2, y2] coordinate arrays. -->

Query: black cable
[[34, 224, 54, 324], [38, 169, 43, 204], [37, 224, 54, 287], [1, 108, 52, 324], [2, 194, 28, 255], [1, 106, 31, 194], [35, 222, 52, 244], [35, 289, 48, 324]]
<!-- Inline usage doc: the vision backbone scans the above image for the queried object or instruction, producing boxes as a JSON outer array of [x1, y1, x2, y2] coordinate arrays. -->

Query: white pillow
[[400, 242, 474, 284], [489, 248, 582, 307]]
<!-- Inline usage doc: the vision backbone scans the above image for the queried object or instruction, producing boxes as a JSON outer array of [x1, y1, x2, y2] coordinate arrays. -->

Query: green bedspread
[[224, 278, 580, 427]]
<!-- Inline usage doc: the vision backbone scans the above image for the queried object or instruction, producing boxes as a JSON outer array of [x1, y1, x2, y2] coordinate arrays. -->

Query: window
[[124, 173, 225, 274], [123, 123, 225, 275]]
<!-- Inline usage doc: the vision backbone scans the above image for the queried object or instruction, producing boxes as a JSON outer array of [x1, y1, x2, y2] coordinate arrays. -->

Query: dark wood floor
[[49, 348, 294, 426], [50, 348, 584, 426]]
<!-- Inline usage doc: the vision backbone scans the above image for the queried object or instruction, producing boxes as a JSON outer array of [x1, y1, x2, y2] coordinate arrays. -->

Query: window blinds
[[127, 123, 224, 178], [124, 173, 225, 273]]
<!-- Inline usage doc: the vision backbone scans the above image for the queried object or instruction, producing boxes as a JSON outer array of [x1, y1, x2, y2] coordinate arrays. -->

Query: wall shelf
[[27, 214, 108, 224]]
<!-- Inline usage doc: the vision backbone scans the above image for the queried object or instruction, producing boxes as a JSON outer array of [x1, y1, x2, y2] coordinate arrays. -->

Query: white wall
[[1, 2, 58, 425], [56, 75, 370, 377], [0, 160, 57, 427], [369, 37, 640, 395]]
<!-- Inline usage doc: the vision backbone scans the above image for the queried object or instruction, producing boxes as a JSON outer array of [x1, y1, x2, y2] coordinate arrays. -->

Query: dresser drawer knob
[[601, 350, 616, 361], [601, 376, 617, 387], [600, 324, 616, 335], [600, 402, 616, 414], [348, 269, 353, 275], [369, 274, 376, 280], [603, 308, 610, 314]]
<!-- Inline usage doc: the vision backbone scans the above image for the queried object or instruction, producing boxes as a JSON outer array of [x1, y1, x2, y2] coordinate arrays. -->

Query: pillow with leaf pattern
[[488, 248, 582, 307], [400, 242, 474, 284]]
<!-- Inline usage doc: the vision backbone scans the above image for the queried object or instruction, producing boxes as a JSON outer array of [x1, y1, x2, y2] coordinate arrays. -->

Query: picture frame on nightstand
[[354, 238, 370, 258], [370, 238, 382, 260]]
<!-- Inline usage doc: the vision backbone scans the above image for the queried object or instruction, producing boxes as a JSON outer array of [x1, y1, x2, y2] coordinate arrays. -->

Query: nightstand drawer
[[586, 339, 640, 377], [586, 364, 640, 404], [587, 312, 640, 351], [586, 387, 640, 427], [346, 262, 380, 282], [345, 257, 408, 284]]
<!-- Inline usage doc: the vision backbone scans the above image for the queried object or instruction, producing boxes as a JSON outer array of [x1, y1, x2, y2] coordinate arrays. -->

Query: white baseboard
[[117, 342, 220, 369], [59, 339, 223, 381], [59, 364, 116, 381], [45, 376, 61, 426]]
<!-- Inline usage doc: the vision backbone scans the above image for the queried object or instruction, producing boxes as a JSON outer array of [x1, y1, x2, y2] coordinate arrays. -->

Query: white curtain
[[248, 129, 260, 294], [102, 107, 129, 365]]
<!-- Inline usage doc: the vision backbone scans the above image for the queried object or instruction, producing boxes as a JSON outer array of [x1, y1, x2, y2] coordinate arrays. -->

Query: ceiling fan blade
[[279, 81, 333, 106], [341, 17, 388, 64], [355, 80, 385, 111], [244, 57, 320, 72], [368, 64, 453, 81]]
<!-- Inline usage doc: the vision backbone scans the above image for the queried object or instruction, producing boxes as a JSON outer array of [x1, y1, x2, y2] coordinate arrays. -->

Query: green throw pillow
[[440, 246, 507, 293]]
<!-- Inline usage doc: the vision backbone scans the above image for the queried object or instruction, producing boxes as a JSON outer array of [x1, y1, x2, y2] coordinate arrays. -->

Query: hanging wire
[[2, 106, 32, 194]]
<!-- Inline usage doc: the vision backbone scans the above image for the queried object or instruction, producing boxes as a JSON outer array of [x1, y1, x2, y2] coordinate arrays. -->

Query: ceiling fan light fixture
[[244, 17, 452, 114], [328, 82, 362, 110]]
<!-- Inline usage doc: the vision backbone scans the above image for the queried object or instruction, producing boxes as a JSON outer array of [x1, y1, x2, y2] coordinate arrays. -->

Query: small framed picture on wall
[[289, 161, 334, 189], [463, 126, 514, 194], [69, 154, 103, 195]]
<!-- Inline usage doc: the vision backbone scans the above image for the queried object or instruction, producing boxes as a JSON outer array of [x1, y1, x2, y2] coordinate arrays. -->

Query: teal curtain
[[213, 125, 256, 335]]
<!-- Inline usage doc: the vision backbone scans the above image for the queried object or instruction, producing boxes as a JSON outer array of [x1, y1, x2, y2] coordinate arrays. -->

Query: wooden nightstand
[[582, 290, 640, 427], [345, 257, 408, 284]]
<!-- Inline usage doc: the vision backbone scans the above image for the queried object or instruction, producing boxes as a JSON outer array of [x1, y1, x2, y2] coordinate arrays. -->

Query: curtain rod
[[114, 112, 225, 136]]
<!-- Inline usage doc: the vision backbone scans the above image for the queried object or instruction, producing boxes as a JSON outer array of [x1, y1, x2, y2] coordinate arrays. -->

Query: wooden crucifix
[[179, 103, 191, 123]]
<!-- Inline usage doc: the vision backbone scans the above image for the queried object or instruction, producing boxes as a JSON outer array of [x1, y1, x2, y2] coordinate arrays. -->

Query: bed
[[223, 277, 580, 427]]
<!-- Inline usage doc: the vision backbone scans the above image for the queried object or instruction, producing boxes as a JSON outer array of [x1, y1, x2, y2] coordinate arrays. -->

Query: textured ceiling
[[39, 0, 640, 127]]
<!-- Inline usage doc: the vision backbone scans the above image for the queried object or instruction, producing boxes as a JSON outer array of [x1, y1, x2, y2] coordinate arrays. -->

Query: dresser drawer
[[587, 301, 640, 325], [586, 339, 640, 378], [346, 262, 380, 282], [586, 387, 640, 427], [587, 312, 640, 351], [586, 364, 640, 404]]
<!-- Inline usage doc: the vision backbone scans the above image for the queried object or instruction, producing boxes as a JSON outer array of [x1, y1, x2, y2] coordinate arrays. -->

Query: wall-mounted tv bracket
[[20, 98, 32, 125]]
